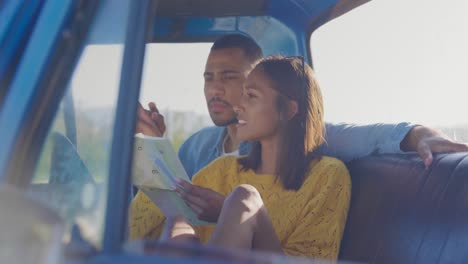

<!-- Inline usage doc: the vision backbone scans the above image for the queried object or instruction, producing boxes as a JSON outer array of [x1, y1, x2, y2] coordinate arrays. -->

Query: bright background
[[71, 0, 468, 140]]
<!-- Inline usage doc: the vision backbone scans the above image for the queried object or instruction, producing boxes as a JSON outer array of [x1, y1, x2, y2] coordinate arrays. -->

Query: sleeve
[[128, 191, 166, 240], [282, 160, 351, 259], [316, 122, 415, 162]]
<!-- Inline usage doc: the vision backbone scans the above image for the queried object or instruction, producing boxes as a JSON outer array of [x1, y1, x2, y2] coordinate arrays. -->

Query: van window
[[139, 43, 213, 150], [311, 0, 468, 142], [30, 0, 132, 248]]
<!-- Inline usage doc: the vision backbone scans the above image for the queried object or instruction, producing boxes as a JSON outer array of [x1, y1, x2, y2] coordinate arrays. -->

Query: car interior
[[1, 0, 468, 263]]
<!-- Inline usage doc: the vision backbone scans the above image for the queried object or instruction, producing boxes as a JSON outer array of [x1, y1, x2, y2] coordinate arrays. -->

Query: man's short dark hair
[[211, 34, 263, 63]]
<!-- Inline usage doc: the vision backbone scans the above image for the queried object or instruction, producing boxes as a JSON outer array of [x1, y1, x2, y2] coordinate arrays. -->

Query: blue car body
[[2, 0, 467, 263]]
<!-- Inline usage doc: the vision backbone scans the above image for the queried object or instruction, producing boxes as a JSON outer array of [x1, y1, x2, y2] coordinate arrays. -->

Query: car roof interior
[[156, 0, 267, 17], [87, 0, 370, 45]]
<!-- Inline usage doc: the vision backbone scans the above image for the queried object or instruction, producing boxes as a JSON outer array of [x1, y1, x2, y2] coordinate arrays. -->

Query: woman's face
[[234, 67, 282, 142]]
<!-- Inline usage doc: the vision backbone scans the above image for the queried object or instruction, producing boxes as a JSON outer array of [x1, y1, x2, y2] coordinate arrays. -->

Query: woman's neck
[[257, 136, 281, 175], [224, 124, 242, 153]]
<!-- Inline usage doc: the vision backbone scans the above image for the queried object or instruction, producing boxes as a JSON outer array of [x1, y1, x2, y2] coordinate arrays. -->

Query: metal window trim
[[103, 0, 158, 254], [0, 0, 44, 106]]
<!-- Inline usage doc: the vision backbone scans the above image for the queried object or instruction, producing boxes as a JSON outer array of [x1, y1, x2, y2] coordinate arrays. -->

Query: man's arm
[[318, 122, 413, 162], [400, 125, 468, 167], [319, 122, 468, 165]]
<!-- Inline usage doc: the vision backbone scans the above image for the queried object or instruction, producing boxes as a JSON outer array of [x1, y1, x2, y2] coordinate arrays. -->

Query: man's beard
[[207, 97, 238, 127]]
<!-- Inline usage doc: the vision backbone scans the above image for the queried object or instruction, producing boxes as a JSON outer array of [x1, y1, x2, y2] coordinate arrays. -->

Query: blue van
[[1, 0, 467, 263]]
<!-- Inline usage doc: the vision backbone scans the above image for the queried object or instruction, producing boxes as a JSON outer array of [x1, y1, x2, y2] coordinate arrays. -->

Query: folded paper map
[[132, 134, 209, 225]]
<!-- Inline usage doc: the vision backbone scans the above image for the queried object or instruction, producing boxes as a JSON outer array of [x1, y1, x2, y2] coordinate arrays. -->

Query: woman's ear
[[287, 100, 299, 120]]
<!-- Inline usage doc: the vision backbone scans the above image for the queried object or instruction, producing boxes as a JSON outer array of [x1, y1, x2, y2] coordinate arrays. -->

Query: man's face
[[204, 48, 254, 126]]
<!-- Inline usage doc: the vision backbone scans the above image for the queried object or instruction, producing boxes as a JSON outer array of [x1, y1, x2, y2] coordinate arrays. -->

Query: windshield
[[29, 0, 131, 249], [139, 43, 213, 150]]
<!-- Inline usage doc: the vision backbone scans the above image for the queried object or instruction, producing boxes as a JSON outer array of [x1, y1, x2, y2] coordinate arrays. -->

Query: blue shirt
[[178, 122, 414, 179]]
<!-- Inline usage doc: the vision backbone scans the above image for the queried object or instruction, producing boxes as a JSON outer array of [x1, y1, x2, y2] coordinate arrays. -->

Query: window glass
[[29, 1, 131, 249], [139, 43, 213, 150], [311, 0, 468, 142]]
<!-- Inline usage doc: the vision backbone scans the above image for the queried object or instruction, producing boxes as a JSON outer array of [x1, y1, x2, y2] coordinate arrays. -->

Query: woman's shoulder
[[305, 156, 350, 184], [192, 156, 241, 184], [210, 155, 241, 168], [197, 155, 240, 170], [316, 156, 347, 169]]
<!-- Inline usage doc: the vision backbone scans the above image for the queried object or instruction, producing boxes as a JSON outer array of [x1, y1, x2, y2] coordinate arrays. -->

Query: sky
[[311, 0, 468, 127], [71, 0, 468, 128]]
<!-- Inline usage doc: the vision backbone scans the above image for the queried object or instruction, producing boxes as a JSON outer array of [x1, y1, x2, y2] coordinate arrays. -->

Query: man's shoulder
[[306, 156, 349, 180], [210, 155, 239, 168], [178, 126, 225, 178], [190, 126, 224, 139], [195, 155, 239, 174], [179, 126, 224, 156], [317, 156, 351, 183]]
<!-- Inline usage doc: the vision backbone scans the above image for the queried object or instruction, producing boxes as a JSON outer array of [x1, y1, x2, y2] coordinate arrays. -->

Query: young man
[[137, 34, 468, 175]]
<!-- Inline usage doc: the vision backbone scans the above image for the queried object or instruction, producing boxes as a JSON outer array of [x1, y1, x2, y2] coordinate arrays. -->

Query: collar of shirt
[[213, 127, 252, 156]]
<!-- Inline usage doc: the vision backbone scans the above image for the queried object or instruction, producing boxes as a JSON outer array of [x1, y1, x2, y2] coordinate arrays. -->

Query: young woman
[[130, 56, 351, 260]]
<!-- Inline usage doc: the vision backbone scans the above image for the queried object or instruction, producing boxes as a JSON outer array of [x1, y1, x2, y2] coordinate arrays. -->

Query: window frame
[[0, 0, 99, 186], [102, 0, 158, 253], [0, 0, 44, 107]]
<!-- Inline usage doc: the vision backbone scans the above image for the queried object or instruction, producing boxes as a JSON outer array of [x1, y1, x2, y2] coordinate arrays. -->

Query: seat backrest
[[339, 152, 468, 264]]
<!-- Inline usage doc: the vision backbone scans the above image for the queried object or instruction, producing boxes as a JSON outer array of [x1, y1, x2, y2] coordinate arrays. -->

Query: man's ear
[[287, 100, 299, 120]]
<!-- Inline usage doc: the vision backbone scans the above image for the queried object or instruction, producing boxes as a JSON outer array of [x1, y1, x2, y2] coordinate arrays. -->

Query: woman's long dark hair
[[239, 56, 325, 190]]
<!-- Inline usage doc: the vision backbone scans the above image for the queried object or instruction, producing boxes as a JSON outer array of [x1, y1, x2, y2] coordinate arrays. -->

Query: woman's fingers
[[186, 202, 203, 216], [174, 179, 223, 222], [175, 181, 207, 208]]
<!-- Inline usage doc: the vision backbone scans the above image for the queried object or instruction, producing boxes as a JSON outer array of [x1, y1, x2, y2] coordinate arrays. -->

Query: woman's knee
[[224, 184, 263, 213]]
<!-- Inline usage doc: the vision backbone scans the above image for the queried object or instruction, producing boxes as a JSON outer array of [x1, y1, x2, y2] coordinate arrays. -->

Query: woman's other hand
[[174, 179, 225, 223]]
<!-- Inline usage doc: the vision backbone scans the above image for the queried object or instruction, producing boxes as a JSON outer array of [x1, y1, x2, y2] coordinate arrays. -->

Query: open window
[[139, 43, 213, 150], [29, 0, 132, 253], [311, 0, 468, 142]]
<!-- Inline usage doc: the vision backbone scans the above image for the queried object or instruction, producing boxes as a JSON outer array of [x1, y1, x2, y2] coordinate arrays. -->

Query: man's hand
[[401, 125, 468, 167], [174, 179, 225, 223], [135, 102, 166, 137]]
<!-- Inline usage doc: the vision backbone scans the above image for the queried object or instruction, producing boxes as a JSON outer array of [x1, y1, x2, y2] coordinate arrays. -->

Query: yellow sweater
[[129, 156, 351, 259]]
